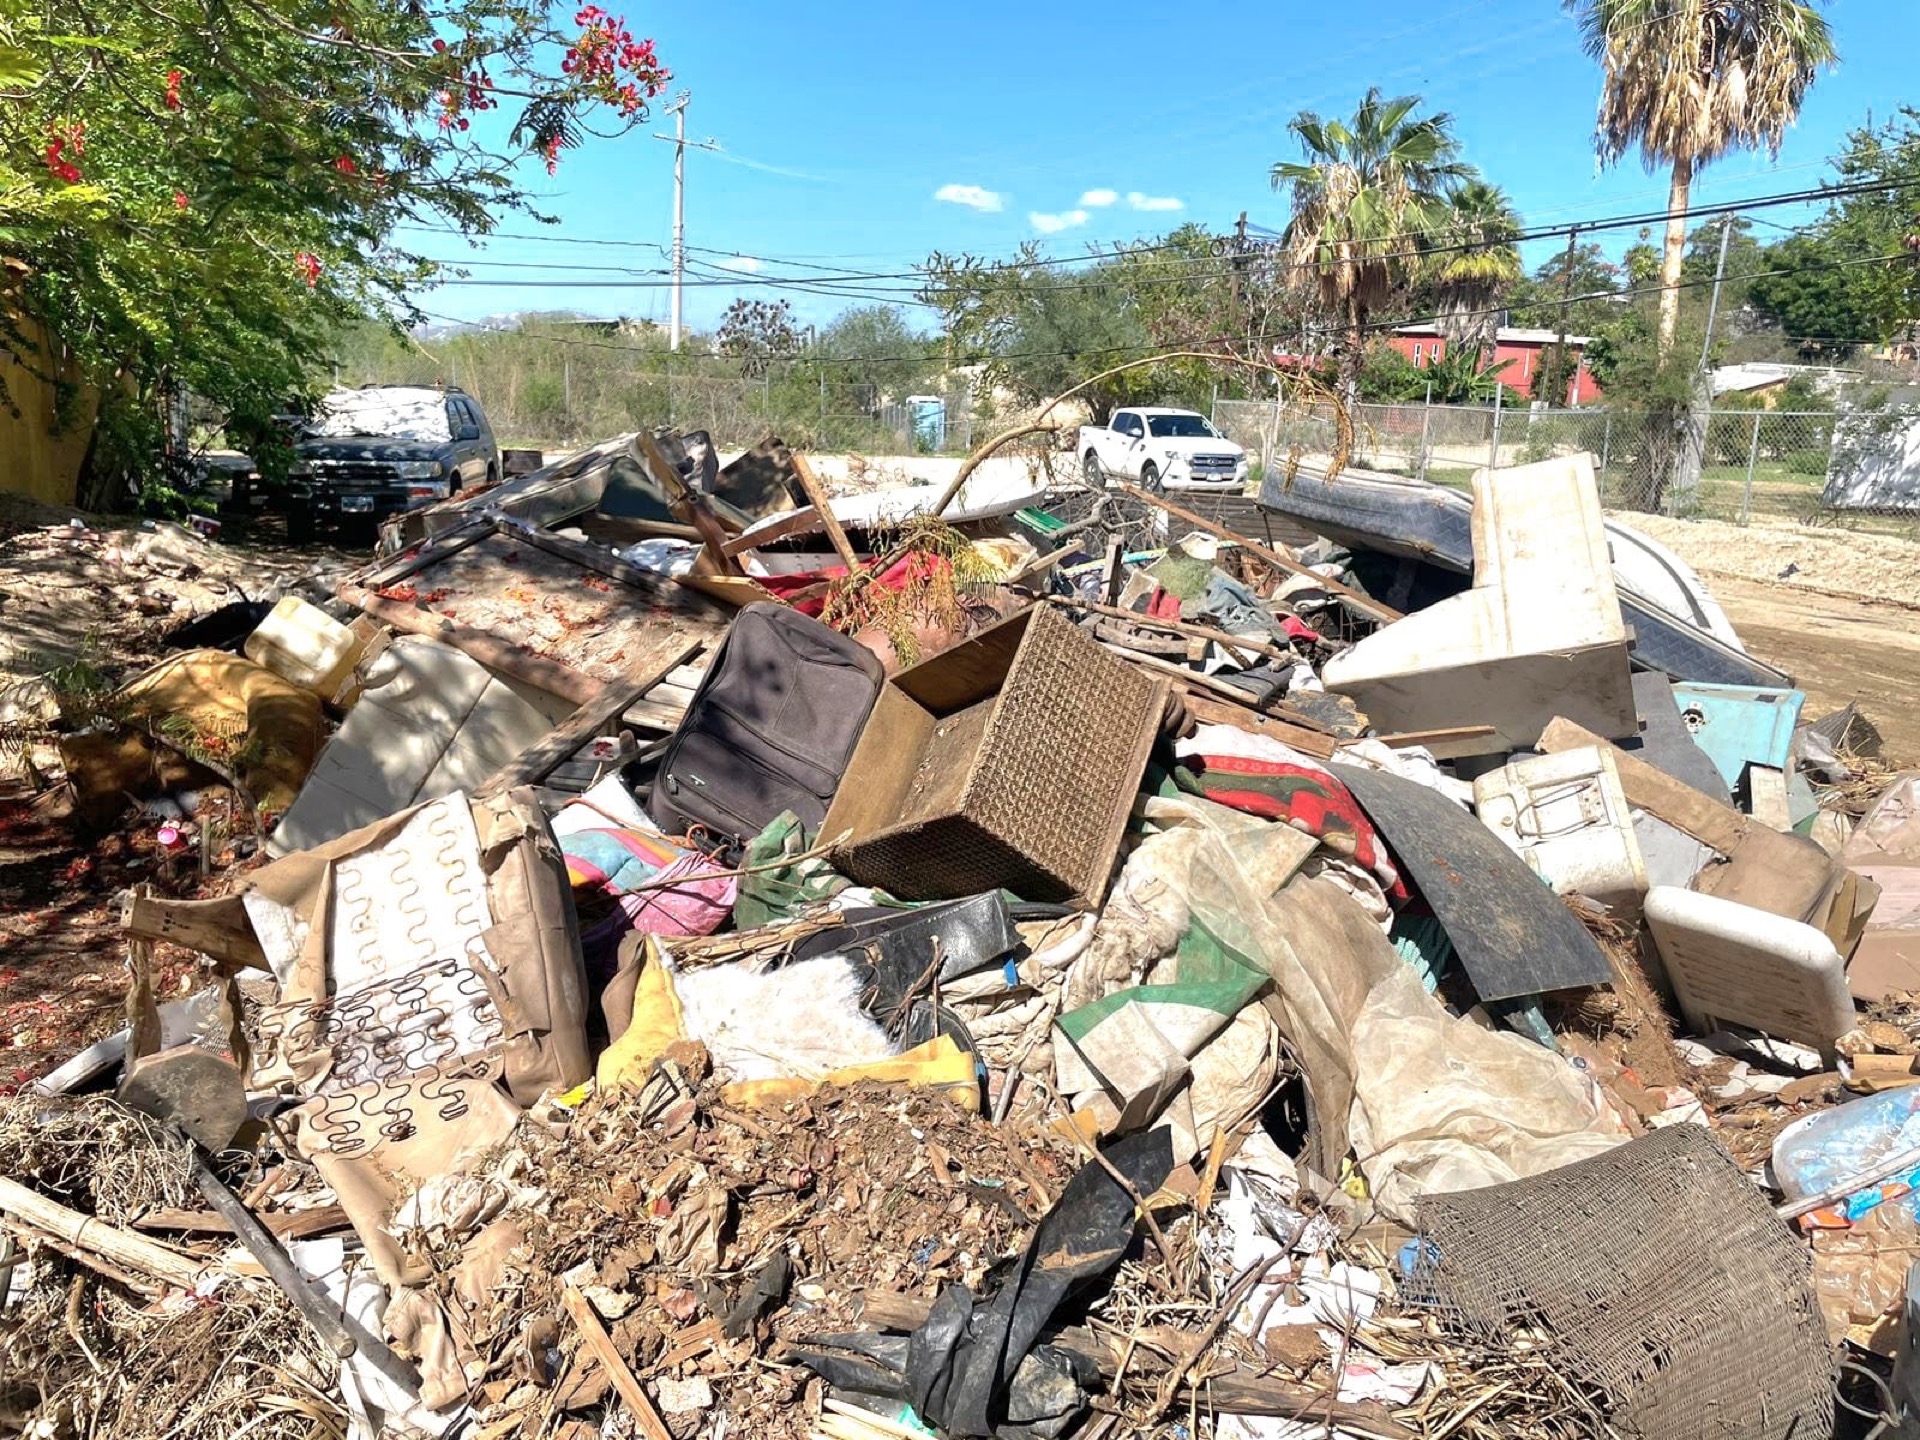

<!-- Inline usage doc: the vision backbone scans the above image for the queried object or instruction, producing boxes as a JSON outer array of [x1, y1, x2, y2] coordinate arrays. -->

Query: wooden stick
[[561, 1285, 675, 1440], [1045, 596, 1290, 665], [1337, 725, 1498, 751], [1114, 482, 1402, 624], [0, 1175, 210, 1292], [789, 455, 861, 573], [339, 585, 598, 706], [474, 641, 704, 799]]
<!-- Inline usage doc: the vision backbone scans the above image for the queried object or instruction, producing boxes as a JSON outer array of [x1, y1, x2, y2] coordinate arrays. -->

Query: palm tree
[[1424, 178, 1524, 357], [1568, 0, 1836, 358], [1272, 88, 1470, 400]]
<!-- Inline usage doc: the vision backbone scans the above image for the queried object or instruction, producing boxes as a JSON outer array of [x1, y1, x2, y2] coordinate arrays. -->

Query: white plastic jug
[[245, 596, 364, 697]]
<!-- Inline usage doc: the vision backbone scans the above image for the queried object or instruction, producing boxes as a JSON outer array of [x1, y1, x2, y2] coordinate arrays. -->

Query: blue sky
[[413, 0, 1920, 335]]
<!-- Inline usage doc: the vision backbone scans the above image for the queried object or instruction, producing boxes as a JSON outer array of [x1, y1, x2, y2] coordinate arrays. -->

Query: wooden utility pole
[[1549, 227, 1580, 407]]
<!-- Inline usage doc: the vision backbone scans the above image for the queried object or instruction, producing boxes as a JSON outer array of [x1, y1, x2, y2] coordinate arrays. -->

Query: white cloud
[[715, 255, 763, 274], [1127, 192, 1184, 212], [1030, 209, 1090, 235], [1079, 188, 1119, 208], [934, 183, 1004, 212]]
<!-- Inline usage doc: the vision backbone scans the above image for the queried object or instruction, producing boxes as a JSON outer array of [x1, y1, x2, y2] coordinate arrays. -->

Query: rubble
[[4, 429, 1920, 1440]]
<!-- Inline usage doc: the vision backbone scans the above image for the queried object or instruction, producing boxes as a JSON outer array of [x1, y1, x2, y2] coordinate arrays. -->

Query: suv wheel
[[287, 506, 316, 546], [1082, 452, 1104, 487], [1140, 462, 1163, 493]]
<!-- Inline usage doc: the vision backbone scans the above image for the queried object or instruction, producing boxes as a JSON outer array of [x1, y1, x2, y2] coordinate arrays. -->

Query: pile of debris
[[4, 428, 1919, 1440]]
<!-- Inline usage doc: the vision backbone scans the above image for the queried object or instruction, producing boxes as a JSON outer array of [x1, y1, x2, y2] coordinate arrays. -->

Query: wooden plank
[[561, 1285, 675, 1440], [631, 430, 745, 578], [120, 892, 267, 971], [718, 504, 825, 558], [1115, 482, 1403, 624], [134, 1205, 350, 1240], [338, 584, 599, 706], [789, 454, 861, 573], [1170, 691, 1338, 760], [475, 642, 705, 799], [1340, 725, 1498, 751]]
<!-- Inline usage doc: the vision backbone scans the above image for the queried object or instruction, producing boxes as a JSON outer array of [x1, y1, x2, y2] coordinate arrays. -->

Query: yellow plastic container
[[244, 596, 365, 698]]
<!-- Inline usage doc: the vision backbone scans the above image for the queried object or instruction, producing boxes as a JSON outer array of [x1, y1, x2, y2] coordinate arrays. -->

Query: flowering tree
[[0, 0, 667, 504]]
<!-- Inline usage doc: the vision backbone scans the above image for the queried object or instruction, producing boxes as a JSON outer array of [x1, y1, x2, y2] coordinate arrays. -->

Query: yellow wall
[[0, 318, 92, 508]]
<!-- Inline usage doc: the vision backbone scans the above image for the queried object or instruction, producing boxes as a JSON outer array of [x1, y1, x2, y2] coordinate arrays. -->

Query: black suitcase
[[648, 603, 885, 850]]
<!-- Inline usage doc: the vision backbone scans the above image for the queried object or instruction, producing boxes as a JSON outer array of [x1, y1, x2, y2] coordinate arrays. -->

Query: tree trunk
[[1656, 156, 1693, 357], [1338, 298, 1365, 405]]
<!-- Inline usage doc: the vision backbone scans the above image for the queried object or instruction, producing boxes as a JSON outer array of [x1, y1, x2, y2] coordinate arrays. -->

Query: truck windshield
[[1147, 414, 1222, 439]]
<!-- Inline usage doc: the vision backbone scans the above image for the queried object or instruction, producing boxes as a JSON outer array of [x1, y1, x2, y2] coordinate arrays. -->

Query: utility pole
[[665, 93, 689, 351], [651, 94, 718, 352], [1698, 215, 1736, 373], [1230, 211, 1249, 346], [1549, 227, 1579, 407]]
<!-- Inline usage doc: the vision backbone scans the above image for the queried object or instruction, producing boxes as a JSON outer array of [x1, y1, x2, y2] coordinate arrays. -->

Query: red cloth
[[752, 552, 947, 618]]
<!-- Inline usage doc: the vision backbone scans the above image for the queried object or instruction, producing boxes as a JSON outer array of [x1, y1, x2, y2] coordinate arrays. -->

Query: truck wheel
[[287, 508, 316, 546], [1140, 462, 1163, 493], [1082, 452, 1104, 486]]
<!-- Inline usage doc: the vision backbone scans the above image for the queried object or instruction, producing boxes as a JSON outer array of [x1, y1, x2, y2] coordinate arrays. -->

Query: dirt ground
[[1616, 510, 1920, 767], [1711, 576, 1920, 768]]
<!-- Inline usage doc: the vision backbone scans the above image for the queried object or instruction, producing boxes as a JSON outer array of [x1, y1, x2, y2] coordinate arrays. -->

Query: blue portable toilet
[[906, 395, 946, 453]]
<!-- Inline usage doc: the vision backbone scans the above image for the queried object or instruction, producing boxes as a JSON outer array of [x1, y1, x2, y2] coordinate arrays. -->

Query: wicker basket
[[824, 605, 1164, 906]]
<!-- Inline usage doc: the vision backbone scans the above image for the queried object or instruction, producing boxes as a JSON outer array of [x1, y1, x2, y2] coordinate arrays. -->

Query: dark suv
[[287, 385, 499, 542]]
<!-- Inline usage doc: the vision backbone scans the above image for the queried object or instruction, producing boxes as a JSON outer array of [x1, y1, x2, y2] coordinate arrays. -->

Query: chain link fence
[[1211, 397, 1920, 538], [351, 343, 980, 458]]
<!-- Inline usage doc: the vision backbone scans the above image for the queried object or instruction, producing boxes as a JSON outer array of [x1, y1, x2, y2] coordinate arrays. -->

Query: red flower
[[165, 68, 182, 109], [295, 251, 322, 287], [44, 122, 84, 182], [174, 191, 190, 209], [334, 154, 357, 174], [431, 37, 447, 52], [543, 135, 561, 175]]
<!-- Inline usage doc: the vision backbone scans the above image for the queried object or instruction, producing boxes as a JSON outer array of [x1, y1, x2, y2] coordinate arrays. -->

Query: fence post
[[1740, 410, 1762, 525], [1417, 396, 1432, 483], [1599, 413, 1613, 495], [1488, 384, 1504, 472], [1210, 383, 1219, 429]]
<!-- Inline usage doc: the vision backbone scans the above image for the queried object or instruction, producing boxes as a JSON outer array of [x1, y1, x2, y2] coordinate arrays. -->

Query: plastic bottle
[[244, 596, 364, 697]]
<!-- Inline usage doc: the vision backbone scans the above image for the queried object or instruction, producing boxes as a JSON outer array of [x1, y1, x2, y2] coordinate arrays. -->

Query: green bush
[[1785, 449, 1830, 476]]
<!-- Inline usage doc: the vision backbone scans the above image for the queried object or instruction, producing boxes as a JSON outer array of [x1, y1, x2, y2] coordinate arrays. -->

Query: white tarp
[[1824, 412, 1920, 512]]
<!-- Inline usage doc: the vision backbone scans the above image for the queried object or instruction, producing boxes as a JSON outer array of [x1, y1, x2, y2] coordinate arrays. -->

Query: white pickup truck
[[1078, 407, 1249, 492]]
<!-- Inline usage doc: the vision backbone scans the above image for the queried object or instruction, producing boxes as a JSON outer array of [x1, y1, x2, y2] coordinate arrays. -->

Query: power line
[[412, 247, 1918, 371], [419, 174, 1920, 308]]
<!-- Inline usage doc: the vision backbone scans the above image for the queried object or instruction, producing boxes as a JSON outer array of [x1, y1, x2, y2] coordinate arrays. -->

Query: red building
[[1388, 324, 1604, 405]]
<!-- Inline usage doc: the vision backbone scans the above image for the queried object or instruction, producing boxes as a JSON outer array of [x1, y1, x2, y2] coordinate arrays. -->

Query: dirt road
[[1711, 576, 1920, 766]]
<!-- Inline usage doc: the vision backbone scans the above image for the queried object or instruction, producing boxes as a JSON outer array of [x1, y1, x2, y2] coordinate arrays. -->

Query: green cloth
[[731, 811, 856, 930]]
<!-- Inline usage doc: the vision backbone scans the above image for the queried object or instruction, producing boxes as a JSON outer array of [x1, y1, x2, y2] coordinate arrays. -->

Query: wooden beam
[[474, 642, 705, 799], [561, 1285, 675, 1440], [789, 454, 860, 573], [1340, 725, 1498, 751], [338, 585, 598, 706], [1115, 482, 1402, 625]]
